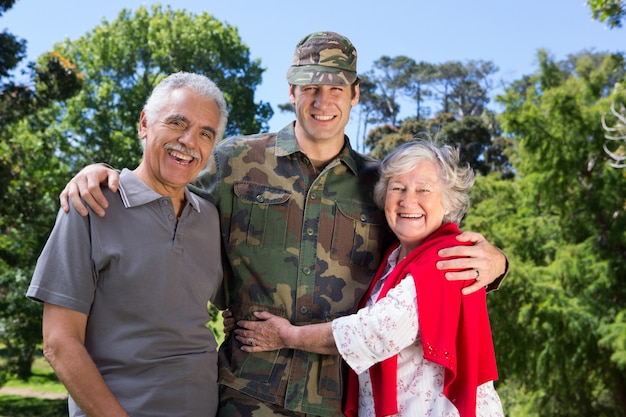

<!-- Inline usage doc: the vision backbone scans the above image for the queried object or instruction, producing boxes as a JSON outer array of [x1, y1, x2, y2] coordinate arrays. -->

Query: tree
[[365, 123, 408, 160], [364, 109, 511, 176], [490, 49, 626, 416], [430, 60, 497, 118], [52, 4, 272, 170], [440, 115, 507, 176], [0, 1, 24, 76], [587, 0, 626, 28], [1, 0, 84, 382], [356, 74, 389, 152], [1, 4, 271, 383], [362, 55, 413, 126], [0, 57, 84, 380], [405, 61, 436, 120]]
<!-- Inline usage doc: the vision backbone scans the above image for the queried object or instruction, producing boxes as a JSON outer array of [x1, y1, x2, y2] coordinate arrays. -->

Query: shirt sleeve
[[487, 256, 509, 292], [331, 274, 419, 374], [26, 207, 96, 314]]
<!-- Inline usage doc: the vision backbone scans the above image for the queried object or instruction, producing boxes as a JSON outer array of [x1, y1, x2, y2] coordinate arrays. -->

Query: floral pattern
[[332, 249, 504, 416]]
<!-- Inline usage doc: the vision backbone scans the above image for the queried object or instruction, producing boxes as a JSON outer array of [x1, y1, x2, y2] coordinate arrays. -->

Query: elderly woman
[[235, 140, 504, 417]]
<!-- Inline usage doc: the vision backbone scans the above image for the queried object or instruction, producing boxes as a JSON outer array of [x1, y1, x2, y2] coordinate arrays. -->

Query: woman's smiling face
[[384, 159, 447, 254]]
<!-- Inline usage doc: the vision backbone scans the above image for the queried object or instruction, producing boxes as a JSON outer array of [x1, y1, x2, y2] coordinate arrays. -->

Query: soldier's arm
[[437, 231, 508, 295], [59, 164, 119, 217]]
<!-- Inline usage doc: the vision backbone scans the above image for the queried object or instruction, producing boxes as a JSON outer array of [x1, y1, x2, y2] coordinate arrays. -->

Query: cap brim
[[286, 65, 357, 86]]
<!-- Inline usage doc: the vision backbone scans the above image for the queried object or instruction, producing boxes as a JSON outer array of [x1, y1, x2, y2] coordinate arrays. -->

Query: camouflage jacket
[[189, 123, 392, 416]]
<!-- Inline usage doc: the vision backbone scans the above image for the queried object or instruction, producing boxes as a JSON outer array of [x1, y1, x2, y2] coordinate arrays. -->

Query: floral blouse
[[332, 247, 504, 417]]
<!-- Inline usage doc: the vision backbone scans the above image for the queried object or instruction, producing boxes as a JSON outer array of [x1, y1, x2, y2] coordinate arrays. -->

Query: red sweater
[[344, 223, 498, 417]]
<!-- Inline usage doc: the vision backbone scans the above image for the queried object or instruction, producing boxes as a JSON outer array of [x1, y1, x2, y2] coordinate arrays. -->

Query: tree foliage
[[360, 58, 510, 176], [52, 4, 272, 170], [361, 56, 414, 126], [430, 60, 497, 118], [2, 3, 626, 415], [0, 4, 270, 383], [1, 0, 84, 383], [357, 57, 496, 132], [587, 0, 626, 28], [482, 49, 626, 416]]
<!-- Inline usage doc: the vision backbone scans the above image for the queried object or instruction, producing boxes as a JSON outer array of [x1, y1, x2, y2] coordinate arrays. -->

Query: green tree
[[365, 123, 408, 160], [484, 49, 626, 416], [53, 4, 272, 170], [362, 56, 413, 126], [0, 58, 84, 381], [356, 74, 391, 152], [365, 111, 511, 176], [0, 0, 25, 78], [430, 60, 497, 118], [587, 0, 626, 28], [1, 4, 270, 383], [1, 0, 84, 382], [405, 61, 436, 120], [440, 115, 506, 176]]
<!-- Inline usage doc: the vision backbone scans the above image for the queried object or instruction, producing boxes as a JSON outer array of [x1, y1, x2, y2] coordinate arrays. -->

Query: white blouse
[[332, 248, 504, 417]]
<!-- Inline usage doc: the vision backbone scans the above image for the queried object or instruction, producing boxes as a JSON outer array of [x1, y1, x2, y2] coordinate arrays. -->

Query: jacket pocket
[[229, 302, 287, 383], [330, 200, 386, 269], [229, 181, 291, 250]]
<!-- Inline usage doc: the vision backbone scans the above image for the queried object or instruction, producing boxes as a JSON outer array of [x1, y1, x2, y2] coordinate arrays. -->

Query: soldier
[[60, 32, 507, 417]]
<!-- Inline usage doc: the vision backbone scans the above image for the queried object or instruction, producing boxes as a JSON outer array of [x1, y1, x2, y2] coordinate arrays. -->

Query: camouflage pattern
[[286, 31, 358, 86], [218, 385, 312, 417], [190, 123, 393, 416]]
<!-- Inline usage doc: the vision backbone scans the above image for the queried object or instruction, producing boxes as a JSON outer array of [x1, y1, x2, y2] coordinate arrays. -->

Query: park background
[[1, 0, 626, 416]]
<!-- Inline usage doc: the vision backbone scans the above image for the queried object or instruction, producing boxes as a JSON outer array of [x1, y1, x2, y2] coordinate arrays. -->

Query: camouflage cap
[[286, 31, 358, 86]]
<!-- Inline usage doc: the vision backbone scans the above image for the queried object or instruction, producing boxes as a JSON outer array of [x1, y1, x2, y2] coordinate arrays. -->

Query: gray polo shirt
[[27, 168, 223, 417]]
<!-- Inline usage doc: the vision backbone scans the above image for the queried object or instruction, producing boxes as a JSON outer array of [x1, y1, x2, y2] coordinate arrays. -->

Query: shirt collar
[[118, 168, 202, 212], [274, 122, 360, 176]]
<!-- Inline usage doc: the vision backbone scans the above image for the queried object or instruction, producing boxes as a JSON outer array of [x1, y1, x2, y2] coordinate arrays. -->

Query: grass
[[0, 353, 68, 417], [0, 313, 226, 416], [2, 356, 66, 395], [0, 396, 67, 417]]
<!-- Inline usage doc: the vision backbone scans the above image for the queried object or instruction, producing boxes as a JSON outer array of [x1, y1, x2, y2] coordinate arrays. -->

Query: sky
[[3, 0, 625, 142]]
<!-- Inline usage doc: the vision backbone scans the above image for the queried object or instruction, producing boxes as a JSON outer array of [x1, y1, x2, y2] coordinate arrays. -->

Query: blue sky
[[3, 0, 625, 142]]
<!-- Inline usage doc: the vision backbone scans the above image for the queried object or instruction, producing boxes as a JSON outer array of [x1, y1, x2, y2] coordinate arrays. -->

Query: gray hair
[[142, 71, 229, 141], [373, 140, 475, 225]]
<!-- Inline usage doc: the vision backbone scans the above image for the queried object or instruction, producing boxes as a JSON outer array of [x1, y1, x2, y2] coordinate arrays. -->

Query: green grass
[[0, 313, 226, 416], [2, 356, 66, 395], [0, 396, 67, 417], [0, 353, 68, 417]]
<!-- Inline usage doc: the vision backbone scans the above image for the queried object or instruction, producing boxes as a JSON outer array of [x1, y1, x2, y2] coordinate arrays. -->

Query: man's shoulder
[[210, 132, 285, 176], [215, 132, 278, 151], [355, 151, 380, 165], [358, 154, 380, 170], [348, 149, 380, 179]]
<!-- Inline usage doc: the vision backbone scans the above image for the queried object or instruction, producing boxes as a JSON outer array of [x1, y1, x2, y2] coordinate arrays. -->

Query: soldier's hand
[[59, 164, 119, 217]]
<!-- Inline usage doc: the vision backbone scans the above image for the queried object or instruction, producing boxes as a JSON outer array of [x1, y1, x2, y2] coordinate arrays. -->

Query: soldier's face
[[290, 83, 359, 145]]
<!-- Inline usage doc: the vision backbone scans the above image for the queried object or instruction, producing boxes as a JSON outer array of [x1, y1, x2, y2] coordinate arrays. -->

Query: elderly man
[[27, 72, 228, 417]]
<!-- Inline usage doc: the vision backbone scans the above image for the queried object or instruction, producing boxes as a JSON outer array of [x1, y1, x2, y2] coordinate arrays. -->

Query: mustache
[[164, 143, 200, 161]]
